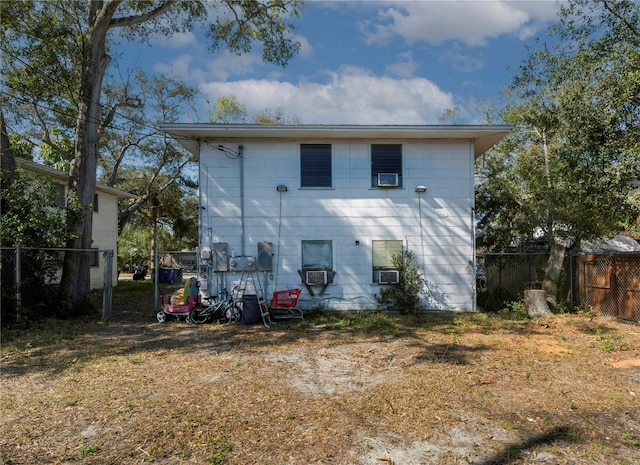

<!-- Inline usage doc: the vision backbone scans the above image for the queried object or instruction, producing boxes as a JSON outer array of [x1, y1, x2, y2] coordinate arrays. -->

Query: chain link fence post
[[102, 250, 114, 320], [154, 248, 159, 311], [15, 245, 22, 321]]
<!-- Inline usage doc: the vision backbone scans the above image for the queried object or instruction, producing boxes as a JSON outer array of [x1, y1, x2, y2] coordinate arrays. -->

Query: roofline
[[16, 158, 135, 198], [159, 123, 512, 158]]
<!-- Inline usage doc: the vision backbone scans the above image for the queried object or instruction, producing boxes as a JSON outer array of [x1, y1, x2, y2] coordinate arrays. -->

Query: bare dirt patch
[[1, 300, 639, 465]]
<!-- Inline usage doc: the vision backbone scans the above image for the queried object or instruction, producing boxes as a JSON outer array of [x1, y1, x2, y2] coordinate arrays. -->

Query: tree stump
[[525, 289, 551, 317]]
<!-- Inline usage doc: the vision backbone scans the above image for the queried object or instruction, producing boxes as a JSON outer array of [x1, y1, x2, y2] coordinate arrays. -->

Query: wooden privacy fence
[[577, 253, 640, 323]]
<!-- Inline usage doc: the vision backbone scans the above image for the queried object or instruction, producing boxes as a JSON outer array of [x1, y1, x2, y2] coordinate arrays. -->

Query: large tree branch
[[601, 0, 640, 41], [109, 1, 177, 29], [118, 152, 193, 231]]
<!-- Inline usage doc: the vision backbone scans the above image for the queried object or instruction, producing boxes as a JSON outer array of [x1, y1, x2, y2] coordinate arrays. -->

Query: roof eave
[[15, 158, 136, 198], [160, 123, 512, 158]]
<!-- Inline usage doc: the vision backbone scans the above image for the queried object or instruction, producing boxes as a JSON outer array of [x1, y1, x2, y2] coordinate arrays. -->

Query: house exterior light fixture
[[276, 185, 288, 192], [415, 185, 427, 193]]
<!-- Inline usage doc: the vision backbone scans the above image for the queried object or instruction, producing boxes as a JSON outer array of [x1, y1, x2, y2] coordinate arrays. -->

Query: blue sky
[[113, 1, 562, 125]]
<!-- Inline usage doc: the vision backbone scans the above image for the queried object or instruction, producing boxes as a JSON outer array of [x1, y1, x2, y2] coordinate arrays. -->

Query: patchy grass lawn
[[1, 281, 639, 465]]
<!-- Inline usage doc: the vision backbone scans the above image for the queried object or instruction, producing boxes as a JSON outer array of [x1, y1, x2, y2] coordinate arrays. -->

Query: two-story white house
[[161, 124, 510, 312], [17, 158, 134, 289]]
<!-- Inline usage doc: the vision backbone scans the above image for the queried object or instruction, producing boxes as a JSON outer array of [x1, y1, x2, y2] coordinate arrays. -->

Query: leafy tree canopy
[[208, 95, 302, 124], [476, 0, 640, 305], [478, 0, 640, 252], [1, 0, 305, 305]]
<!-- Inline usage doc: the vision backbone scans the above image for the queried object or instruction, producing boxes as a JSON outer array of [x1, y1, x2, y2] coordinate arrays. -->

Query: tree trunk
[[59, 8, 111, 307], [525, 289, 551, 317], [542, 242, 566, 311], [0, 111, 17, 191], [1, 111, 15, 164]]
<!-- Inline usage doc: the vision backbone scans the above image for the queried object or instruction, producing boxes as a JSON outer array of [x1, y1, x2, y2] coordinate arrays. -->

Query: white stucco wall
[[199, 139, 476, 311]]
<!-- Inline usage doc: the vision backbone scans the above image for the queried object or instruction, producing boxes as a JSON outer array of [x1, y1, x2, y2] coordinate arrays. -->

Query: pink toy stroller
[[156, 277, 201, 323]]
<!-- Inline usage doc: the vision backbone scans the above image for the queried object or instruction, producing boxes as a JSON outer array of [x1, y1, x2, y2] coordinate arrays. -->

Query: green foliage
[[0, 172, 72, 248], [0, 170, 86, 325], [300, 308, 398, 333], [476, 287, 518, 313], [253, 107, 302, 124], [118, 223, 153, 271], [478, 0, 640, 253], [78, 444, 99, 458], [100, 71, 199, 236], [208, 95, 248, 123], [498, 300, 530, 321], [375, 249, 425, 315], [7, 135, 34, 160], [621, 432, 640, 447], [2, 0, 306, 305], [208, 438, 232, 465], [208, 95, 302, 124]]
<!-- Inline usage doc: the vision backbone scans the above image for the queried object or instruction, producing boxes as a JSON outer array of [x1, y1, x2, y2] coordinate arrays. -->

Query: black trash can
[[242, 294, 261, 325]]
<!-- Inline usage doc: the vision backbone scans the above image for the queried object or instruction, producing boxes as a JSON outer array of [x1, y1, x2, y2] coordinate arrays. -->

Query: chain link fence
[[1, 246, 115, 324], [476, 253, 553, 311], [576, 253, 640, 323], [477, 251, 640, 323]]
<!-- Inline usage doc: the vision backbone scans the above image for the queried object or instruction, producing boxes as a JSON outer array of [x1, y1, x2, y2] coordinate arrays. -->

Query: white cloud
[[385, 51, 419, 78], [360, 0, 558, 47], [153, 50, 265, 81], [295, 33, 314, 59], [155, 30, 198, 48], [440, 44, 485, 73], [153, 54, 194, 78], [199, 65, 455, 124]]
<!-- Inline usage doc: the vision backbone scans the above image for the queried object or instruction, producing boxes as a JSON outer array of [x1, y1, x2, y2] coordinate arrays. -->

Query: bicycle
[[189, 288, 241, 324]]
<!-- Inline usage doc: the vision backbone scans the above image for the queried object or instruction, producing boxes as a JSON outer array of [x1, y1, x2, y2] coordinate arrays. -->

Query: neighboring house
[[17, 158, 134, 289], [161, 124, 511, 311]]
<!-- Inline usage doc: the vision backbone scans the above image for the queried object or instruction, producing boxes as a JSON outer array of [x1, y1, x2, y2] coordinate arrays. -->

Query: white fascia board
[[160, 124, 512, 158], [16, 158, 135, 198]]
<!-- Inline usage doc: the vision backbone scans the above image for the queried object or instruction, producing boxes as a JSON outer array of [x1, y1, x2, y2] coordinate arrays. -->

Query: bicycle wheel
[[189, 305, 210, 324], [225, 302, 241, 322]]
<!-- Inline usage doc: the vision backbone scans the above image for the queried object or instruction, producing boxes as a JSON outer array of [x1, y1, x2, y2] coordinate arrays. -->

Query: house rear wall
[[199, 138, 476, 311]]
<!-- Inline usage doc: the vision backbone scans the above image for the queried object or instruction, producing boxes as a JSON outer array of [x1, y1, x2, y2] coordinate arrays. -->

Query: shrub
[[375, 249, 425, 314]]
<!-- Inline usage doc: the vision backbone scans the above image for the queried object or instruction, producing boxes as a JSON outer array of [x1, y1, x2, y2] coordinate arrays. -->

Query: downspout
[[238, 145, 245, 256], [472, 207, 477, 311], [197, 139, 203, 249], [471, 140, 477, 311]]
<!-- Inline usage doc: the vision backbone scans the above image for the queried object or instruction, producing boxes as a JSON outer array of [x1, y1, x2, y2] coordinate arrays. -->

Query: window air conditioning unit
[[306, 270, 328, 285], [378, 270, 400, 284], [377, 173, 399, 187]]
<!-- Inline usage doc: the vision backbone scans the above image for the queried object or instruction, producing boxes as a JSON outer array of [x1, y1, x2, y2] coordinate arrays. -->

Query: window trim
[[300, 143, 333, 189], [54, 183, 66, 207], [301, 239, 333, 271], [90, 248, 100, 267], [372, 239, 403, 283], [371, 144, 403, 188]]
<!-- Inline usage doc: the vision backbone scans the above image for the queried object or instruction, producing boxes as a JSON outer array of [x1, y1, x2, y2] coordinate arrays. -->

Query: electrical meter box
[[258, 242, 272, 271], [210, 243, 228, 272]]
